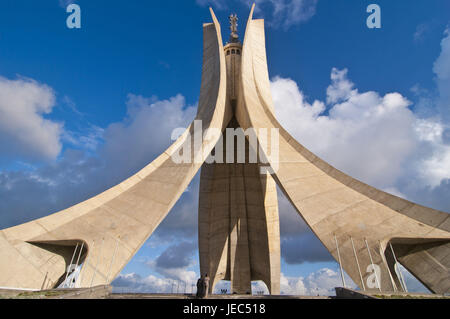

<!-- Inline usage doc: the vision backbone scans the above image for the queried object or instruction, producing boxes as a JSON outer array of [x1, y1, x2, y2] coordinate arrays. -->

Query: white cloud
[[99, 94, 196, 184], [414, 24, 430, 43], [112, 273, 174, 294], [280, 268, 356, 296], [259, 0, 318, 29], [414, 27, 450, 188], [144, 243, 198, 286], [433, 28, 450, 81], [0, 76, 63, 161], [420, 143, 450, 187], [326, 68, 357, 104], [0, 92, 197, 229], [273, 71, 418, 189], [114, 266, 431, 296], [435, 28, 450, 124], [269, 27, 450, 275], [113, 268, 356, 296], [63, 125, 104, 152], [414, 119, 450, 187], [212, 267, 344, 296], [273, 29, 450, 196], [147, 260, 198, 284], [196, 0, 318, 29]]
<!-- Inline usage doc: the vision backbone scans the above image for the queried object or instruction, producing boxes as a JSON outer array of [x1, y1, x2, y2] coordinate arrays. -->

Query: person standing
[[196, 275, 204, 298], [203, 274, 210, 298]]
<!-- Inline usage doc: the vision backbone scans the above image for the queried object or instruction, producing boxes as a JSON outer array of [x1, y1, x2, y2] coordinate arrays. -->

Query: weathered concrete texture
[[237, 4, 450, 294], [0, 285, 111, 299], [199, 118, 281, 295], [0, 8, 229, 290], [198, 36, 280, 295]]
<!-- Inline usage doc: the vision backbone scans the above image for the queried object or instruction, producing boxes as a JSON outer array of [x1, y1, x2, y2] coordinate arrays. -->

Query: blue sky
[[0, 0, 449, 295]]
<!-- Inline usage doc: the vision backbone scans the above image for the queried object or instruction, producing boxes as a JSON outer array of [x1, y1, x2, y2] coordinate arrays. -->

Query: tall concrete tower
[[198, 14, 281, 294], [0, 5, 449, 295]]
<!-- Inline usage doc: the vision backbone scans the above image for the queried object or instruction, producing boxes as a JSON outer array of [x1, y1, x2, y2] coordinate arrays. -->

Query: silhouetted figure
[[196, 275, 204, 298]]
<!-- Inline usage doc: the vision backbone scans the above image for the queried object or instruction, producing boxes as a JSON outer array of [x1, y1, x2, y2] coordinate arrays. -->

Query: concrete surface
[[336, 287, 450, 299], [0, 285, 111, 299], [199, 38, 280, 294], [235, 4, 450, 294], [0, 8, 228, 290]]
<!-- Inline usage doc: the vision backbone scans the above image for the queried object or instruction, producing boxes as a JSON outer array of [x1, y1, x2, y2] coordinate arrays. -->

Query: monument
[[0, 5, 449, 295]]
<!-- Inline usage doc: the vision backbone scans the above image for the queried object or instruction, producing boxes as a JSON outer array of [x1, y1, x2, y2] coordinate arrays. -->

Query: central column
[[227, 116, 252, 294], [198, 23, 281, 295]]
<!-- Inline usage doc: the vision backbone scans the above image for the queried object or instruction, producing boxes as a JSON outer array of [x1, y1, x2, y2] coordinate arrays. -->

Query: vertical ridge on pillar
[[198, 117, 280, 294]]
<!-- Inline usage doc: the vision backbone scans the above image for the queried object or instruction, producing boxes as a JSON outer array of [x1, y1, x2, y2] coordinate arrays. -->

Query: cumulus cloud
[[178, 268, 354, 296], [254, 0, 318, 29], [146, 242, 198, 285], [0, 92, 196, 229], [114, 264, 430, 296], [273, 48, 450, 201], [146, 262, 198, 285], [273, 72, 418, 189], [99, 93, 196, 186], [416, 123, 450, 188], [433, 28, 450, 82], [155, 242, 197, 269], [404, 27, 450, 201], [279, 269, 356, 296], [112, 273, 174, 294], [113, 265, 428, 296], [270, 27, 450, 270], [326, 68, 357, 104], [0, 76, 63, 162], [433, 27, 450, 122]]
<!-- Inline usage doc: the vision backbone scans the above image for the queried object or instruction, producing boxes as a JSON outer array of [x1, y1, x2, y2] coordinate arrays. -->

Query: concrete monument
[[0, 5, 449, 295]]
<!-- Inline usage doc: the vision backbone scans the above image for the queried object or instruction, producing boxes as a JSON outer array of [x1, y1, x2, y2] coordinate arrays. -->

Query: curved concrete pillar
[[199, 117, 281, 295], [0, 8, 228, 290], [198, 6, 280, 295], [238, 4, 450, 294]]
